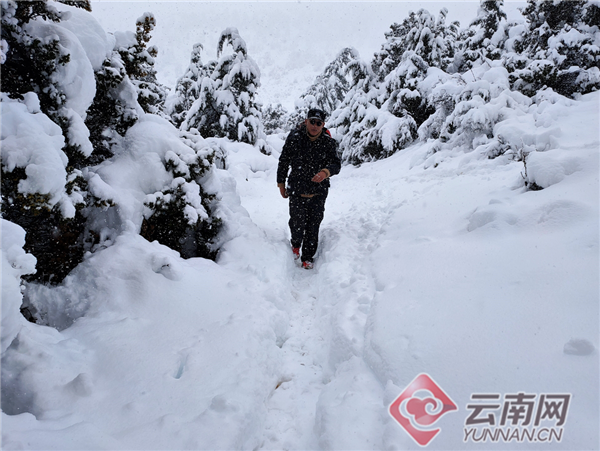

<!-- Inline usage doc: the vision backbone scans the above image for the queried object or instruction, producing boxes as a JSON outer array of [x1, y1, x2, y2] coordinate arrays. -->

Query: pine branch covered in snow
[[453, 0, 508, 73]]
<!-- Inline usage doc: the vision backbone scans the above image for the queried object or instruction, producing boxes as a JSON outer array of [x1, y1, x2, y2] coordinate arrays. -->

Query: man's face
[[306, 117, 324, 136]]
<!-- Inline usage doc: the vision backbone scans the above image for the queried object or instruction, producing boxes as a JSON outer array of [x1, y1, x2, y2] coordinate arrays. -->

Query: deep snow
[[2, 90, 598, 449]]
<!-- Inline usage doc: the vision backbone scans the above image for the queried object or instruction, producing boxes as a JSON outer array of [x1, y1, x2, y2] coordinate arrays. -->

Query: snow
[[2, 88, 598, 448], [0, 93, 74, 213], [1, 1, 598, 448], [25, 18, 96, 119], [53, 2, 113, 71]]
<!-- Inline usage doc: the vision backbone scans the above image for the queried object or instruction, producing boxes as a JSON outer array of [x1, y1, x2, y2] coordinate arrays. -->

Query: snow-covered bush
[[141, 130, 223, 259], [508, 0, 600, 98], [85, 51, 141, 164], [337, 105, 416, 165]]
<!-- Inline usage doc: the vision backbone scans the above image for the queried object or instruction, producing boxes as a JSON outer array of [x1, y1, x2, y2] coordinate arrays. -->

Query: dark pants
[[289, 194, 326, 263]]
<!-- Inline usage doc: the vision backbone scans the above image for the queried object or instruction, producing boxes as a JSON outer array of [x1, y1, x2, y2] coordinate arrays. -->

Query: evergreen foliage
[[168, 43, 211, 128], [455, 0, 508, 72], [297, 47, 360, 116], [181, 28, 271, 154], [1, 0, 89, 284], [262, 103, 290, 134], [141, 131, 223, 259], [0, 0, 88, 165], [118, 13, 168, 115], [372, 8, 459, 81], [1, 1, 224, 289], [56, 0, 92, 11], [328, 0, 599, 166], [508, 0, 600, 97], [85, 53, 140, 165]]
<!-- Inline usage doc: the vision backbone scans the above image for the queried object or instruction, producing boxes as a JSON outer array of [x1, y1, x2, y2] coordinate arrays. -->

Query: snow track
[[260, 267, 325, 450], [245, 157, 402, 449]]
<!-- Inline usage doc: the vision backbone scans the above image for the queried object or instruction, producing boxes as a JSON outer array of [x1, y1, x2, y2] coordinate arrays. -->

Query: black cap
[[307, 108, 326, 122]]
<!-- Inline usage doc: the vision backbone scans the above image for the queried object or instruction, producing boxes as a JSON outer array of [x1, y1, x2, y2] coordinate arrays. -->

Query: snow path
[[233, 144, 404, 449]]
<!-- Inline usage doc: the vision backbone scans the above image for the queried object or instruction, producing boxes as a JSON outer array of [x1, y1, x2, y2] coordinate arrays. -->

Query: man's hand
[[278, 183, 288, 198], [311, 170, 328, 183]]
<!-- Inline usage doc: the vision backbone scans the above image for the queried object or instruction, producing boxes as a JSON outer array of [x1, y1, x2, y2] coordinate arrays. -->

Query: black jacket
[[277, 125, 341, 197]]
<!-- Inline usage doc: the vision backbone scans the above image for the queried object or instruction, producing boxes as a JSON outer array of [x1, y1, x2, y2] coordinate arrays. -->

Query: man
[[277, 108, 341, 269]]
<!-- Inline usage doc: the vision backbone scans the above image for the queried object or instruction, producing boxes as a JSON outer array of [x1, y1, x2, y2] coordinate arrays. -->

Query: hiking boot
[[302, 261, 314, 270], [292, 247, 300, 261]]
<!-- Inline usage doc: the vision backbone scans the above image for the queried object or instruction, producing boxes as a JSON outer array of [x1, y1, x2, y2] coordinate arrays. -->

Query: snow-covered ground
[[2, 90, 598, 449]]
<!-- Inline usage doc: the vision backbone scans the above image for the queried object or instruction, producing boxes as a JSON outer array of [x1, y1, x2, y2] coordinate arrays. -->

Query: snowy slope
[[2, 91, 597, 450]]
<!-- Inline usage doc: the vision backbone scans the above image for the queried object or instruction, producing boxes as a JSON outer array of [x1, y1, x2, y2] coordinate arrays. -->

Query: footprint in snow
[[563, 338, 596, 356]]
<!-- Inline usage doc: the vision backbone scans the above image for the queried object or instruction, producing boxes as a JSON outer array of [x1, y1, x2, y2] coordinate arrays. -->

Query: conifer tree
[[328, 58, 382, 163], [372, 9, 459, 81], [508, 0, 600, 97], [297, 47, 360, 116], [56, 0, 91, 11], [85, 52, 140, 165], [168, 43, 211, 128], [262, 103, 290, 134], [330, 8, 460, 165], [0, 0, 93, 166], [371, 11, 420, 82], [454, 0, 508, 72], [1, 0, 88, 283], [182, 27, 271, 154], [118, 13, 167, 115]]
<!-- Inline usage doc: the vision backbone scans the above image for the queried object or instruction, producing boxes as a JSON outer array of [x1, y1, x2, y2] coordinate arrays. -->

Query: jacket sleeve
[[323, 137, 341, 178], [277, 133, 294, 184]]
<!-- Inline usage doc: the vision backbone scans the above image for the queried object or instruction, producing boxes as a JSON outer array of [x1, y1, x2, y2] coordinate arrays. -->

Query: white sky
[[90, 1, 527, 110]]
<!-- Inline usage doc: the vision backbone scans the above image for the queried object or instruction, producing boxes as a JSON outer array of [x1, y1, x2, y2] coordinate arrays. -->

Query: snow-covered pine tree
[[328, 57, 384, 164], [508, 0, 600, 98], [371, 11, 420, 82], [118, 12, 167, 115], [1, 0, 92, 283], [372, 8, 459, 81], [262, 103, 290, 134], [85, 52, 140, 165], [379, 8, 459, 123], [182, 28, 271, 154], [168, 43, 211, 128], [331, 8, 461, 165], [454, 0, 508, 73], [296, 47, 360, 117]]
